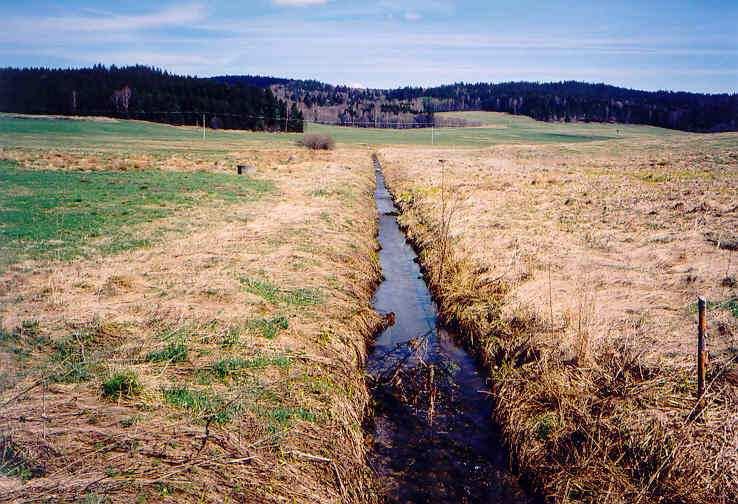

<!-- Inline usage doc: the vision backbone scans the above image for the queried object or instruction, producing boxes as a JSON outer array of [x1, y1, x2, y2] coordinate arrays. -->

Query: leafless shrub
[[299, 133, 335, 150]]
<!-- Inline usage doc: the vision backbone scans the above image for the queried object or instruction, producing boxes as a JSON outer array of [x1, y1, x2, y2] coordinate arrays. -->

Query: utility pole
[[430, 103, 436, 145]]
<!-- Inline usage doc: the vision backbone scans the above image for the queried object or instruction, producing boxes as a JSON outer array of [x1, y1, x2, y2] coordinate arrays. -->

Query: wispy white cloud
[[7, 3, 206, 33]]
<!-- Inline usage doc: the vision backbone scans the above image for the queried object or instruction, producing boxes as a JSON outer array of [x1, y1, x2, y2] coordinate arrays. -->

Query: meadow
[[1, 112, 736, 503], [1, 111, 683, 152], [378, 130, 738, 503], [0, 114, 293, 154], [307, 111, 680, 146], [0, 160, 270, 271], [0, 120, 384, 502]]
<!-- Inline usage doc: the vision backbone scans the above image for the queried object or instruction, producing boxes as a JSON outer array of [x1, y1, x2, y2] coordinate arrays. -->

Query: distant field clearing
[[1, 112, 692, 150]]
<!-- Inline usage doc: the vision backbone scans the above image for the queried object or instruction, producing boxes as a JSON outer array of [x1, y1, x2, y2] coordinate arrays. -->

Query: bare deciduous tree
[[111, 85, 132, 113]]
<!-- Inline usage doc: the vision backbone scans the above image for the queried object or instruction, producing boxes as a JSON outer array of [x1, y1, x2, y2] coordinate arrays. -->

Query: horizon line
[[3, 63, 736, 96]]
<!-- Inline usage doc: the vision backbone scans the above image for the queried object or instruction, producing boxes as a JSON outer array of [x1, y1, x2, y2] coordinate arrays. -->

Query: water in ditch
[[367, 159, 531, 503]]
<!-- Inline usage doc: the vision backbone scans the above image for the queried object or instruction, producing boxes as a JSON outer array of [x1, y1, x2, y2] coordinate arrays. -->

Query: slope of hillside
[[0, 66, 304, 132], [262, 77, 738, 132]]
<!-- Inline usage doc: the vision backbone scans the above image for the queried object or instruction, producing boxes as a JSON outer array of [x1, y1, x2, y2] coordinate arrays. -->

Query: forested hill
[[211, 75, 293, 88], [2, 66, 735, 132], [397, 81, 738, 132], [253, 78, 738, 132], [0, 66, 304, 132]]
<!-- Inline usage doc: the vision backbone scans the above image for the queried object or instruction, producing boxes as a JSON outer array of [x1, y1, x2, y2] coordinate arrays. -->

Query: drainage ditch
[[366, 156, 531, 503]]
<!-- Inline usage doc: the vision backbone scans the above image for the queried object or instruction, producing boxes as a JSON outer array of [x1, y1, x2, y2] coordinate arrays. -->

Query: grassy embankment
[[0, 115, 385, 502], [379, 126, 738, 502]]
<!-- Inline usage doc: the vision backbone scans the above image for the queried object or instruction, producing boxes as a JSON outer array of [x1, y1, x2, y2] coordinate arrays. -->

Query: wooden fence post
[[697, 296, 708, 400]]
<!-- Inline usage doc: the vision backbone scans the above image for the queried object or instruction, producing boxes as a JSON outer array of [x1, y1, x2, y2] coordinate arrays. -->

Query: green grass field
[[0, 111, 701, 270], [0, 114, 295, 154], [1, 112, 688, 152], [437, 111, 683, 140], [0, 159, 271, 271], [307, 111, 684, 146]]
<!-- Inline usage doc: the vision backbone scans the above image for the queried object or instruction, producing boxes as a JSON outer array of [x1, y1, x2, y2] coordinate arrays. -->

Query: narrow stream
[[367, 158, 530, 503]]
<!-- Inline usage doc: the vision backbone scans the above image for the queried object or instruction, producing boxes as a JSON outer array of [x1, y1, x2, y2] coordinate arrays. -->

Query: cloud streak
[[7, 3, 206, 33], [1, 1, 735, 93]]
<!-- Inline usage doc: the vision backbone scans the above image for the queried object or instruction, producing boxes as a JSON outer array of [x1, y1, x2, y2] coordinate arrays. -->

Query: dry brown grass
[[378, 132, 738, 503], [0, 146, 383, 502], [0, 146, 326, 174]]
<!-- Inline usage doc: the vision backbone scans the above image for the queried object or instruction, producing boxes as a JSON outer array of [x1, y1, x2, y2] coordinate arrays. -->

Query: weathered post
[[697, 296, 708, 401], [237, 164, 255, 175]]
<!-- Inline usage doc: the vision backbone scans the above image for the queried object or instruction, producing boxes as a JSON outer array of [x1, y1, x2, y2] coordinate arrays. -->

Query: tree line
[[421, 81, 738, 132], [0, 65, 304, 132], [261, 78, 737, 132], [3, 66, 735, 132]]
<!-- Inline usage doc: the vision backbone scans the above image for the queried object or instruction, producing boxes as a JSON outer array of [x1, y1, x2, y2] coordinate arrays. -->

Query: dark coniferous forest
[[1, 65, 736, 132], [271, 79, 738, 132], [0, 65, 304, 132], [419, 81, 738, 132]]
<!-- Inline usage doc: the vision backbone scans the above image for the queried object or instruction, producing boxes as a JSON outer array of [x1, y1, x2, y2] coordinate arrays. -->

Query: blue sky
[[2, 1, 736, 92]]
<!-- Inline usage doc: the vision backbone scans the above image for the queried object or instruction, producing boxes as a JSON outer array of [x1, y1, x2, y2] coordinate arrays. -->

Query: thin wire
[[6, 110, 479, 129]]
